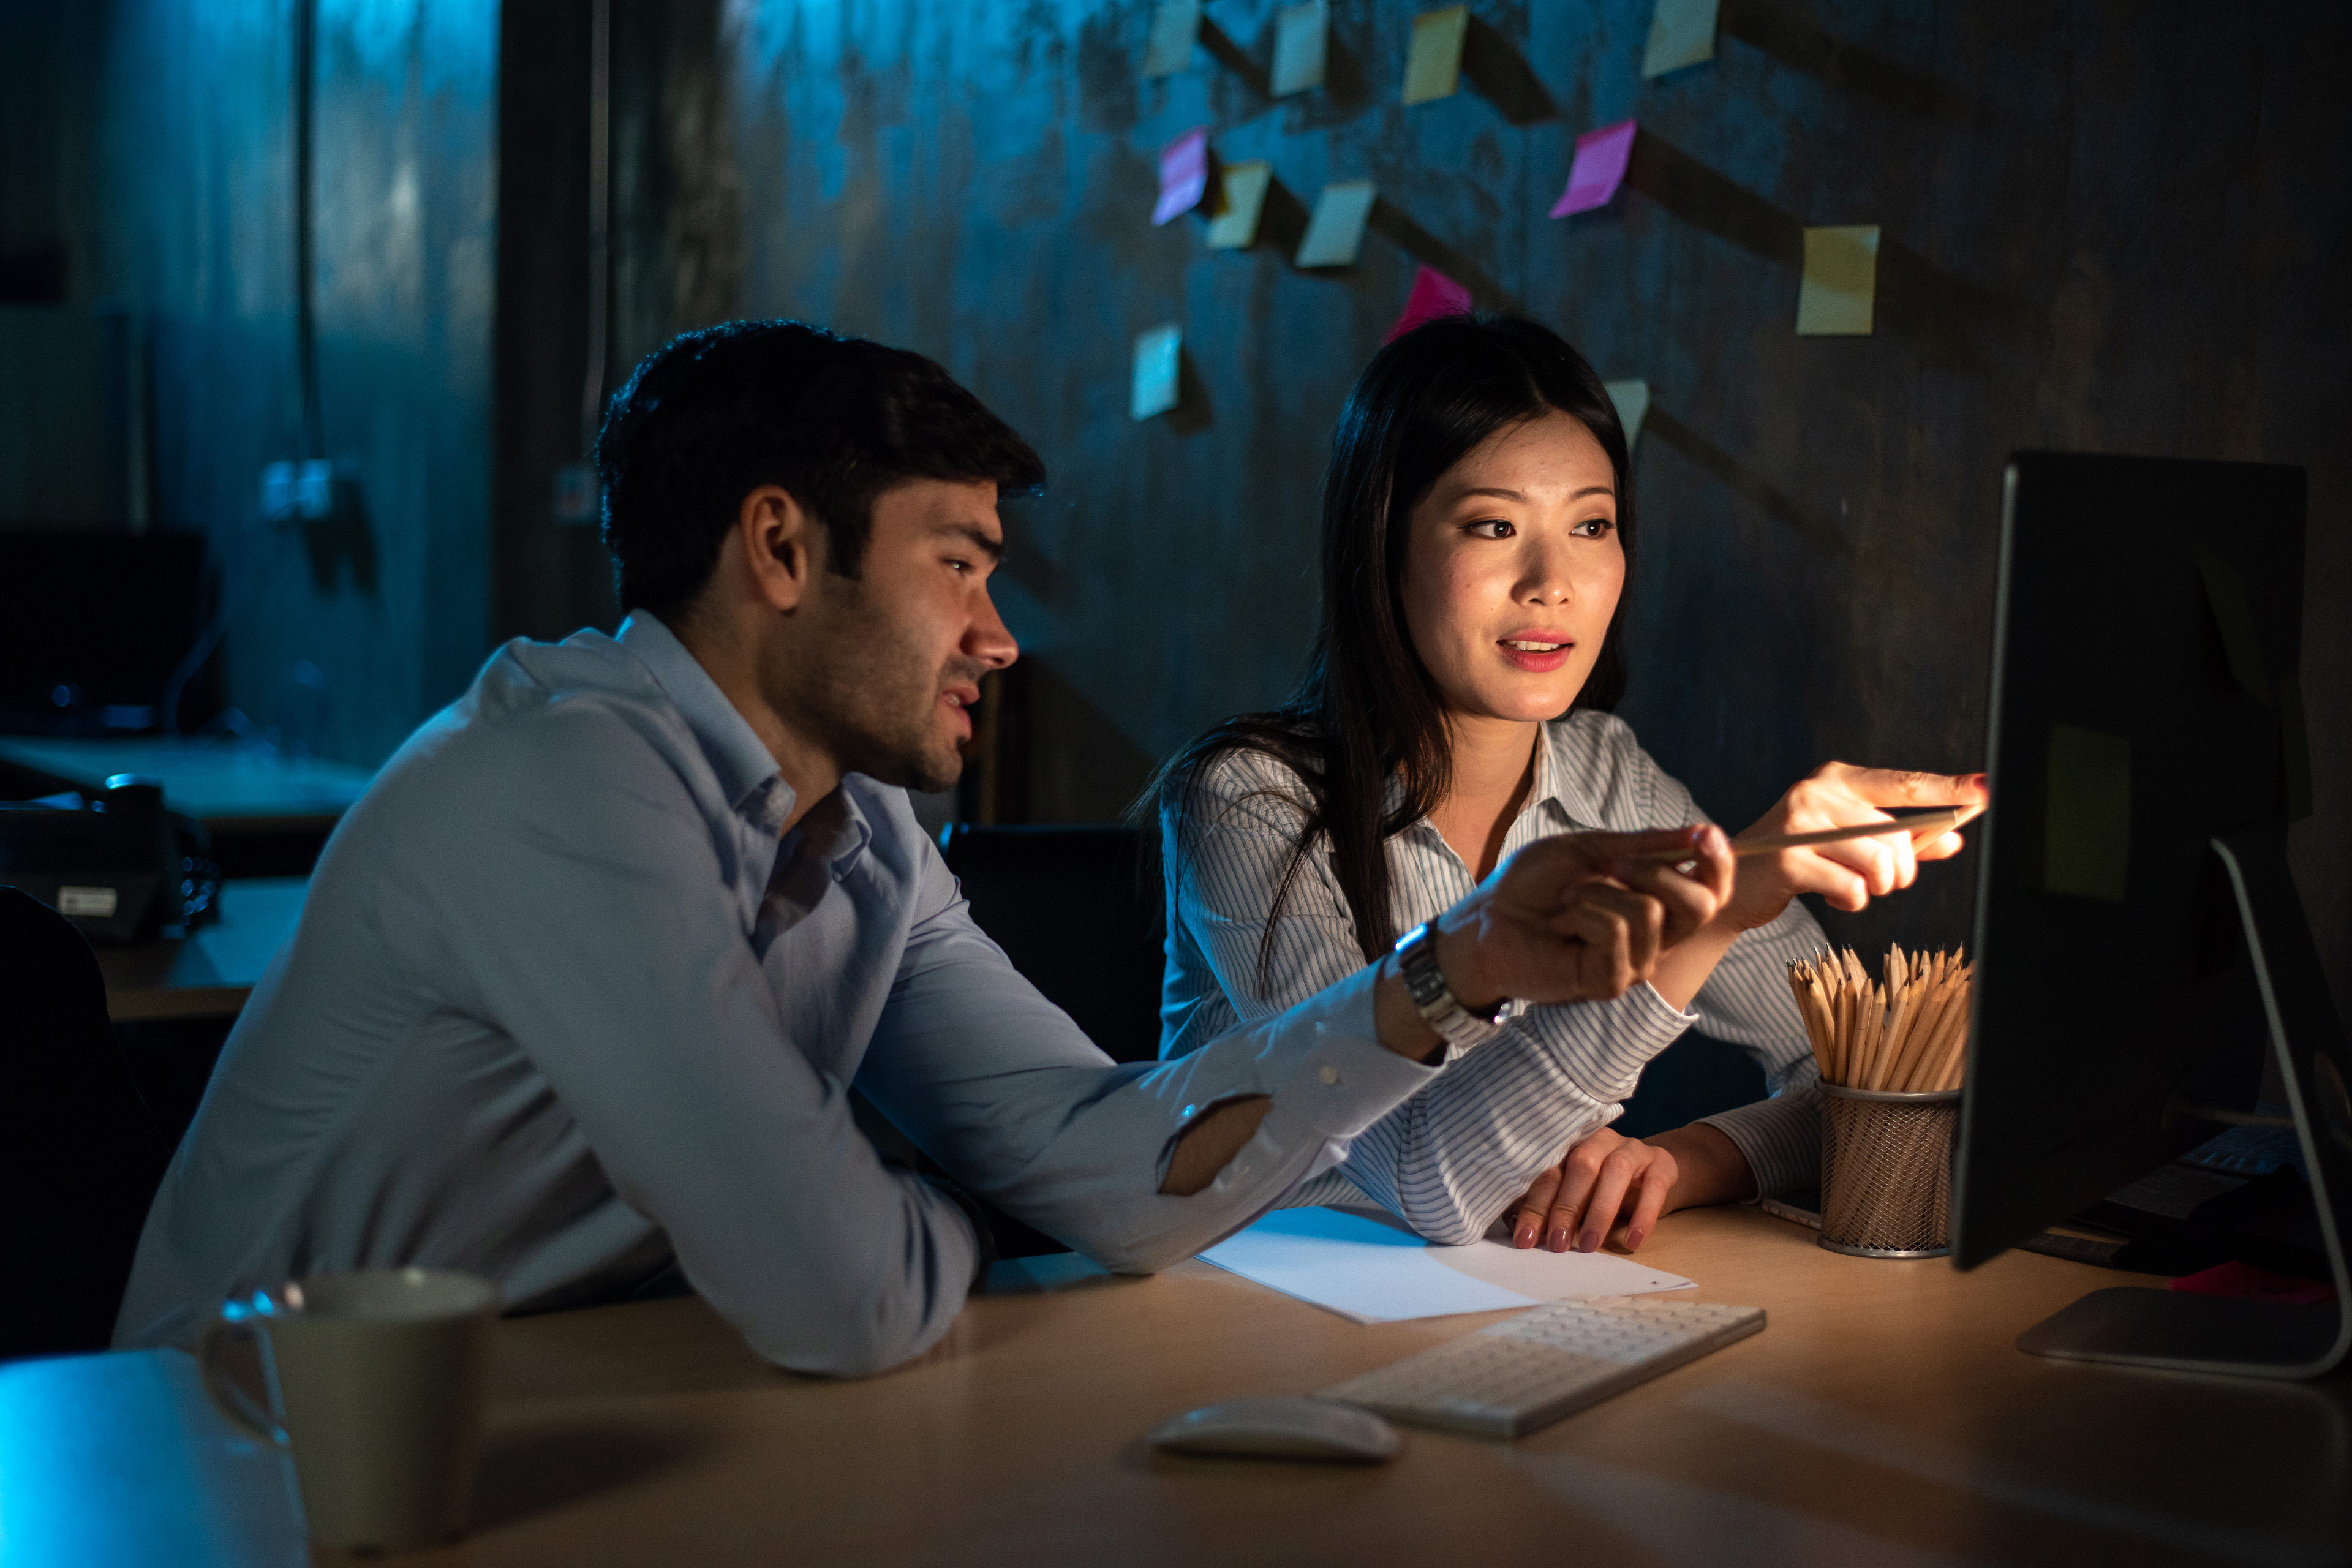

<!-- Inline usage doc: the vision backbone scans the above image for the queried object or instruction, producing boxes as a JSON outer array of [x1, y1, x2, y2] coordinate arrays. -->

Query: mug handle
[[198, 1298, 288, 1447]]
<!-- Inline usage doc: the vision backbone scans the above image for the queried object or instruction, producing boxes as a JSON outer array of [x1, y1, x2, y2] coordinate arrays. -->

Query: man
[[118, 322, 1732, 1376]]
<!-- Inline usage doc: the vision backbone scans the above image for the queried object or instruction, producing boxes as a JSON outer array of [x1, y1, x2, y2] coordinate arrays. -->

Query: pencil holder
[[1817, 1085, 1961, 1259]]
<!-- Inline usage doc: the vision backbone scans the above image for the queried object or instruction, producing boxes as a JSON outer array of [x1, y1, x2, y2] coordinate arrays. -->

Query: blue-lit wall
[[696, 0, 2350, 977], [95, 0, 496, 765]]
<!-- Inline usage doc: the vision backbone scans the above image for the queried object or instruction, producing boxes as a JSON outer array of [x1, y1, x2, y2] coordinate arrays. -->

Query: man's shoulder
[[359, 635, 708, 838]]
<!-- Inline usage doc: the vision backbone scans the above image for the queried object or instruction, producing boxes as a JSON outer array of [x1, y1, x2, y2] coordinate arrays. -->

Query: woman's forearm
[[1645, 913, 1744, 1010]]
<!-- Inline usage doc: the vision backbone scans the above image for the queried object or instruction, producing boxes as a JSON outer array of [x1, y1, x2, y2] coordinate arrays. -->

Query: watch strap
[[1393, 922, 1513, 1052]]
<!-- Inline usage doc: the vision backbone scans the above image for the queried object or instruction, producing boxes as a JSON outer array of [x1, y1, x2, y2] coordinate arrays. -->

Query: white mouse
[[1148, 1397, 1401, 1461]]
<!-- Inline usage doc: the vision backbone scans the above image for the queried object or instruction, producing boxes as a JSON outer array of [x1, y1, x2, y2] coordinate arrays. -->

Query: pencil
[[1636, 808, 1974, 864]]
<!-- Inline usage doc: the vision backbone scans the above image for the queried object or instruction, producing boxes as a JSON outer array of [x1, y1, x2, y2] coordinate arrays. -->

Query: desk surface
[[6, 1207, 2344, 1567], [0, 737, 373, 826], [95, 876, 305, 1021]]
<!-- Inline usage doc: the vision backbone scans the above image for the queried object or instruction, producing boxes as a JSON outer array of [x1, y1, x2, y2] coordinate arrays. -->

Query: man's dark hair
[[597, 320, 1046, 619]]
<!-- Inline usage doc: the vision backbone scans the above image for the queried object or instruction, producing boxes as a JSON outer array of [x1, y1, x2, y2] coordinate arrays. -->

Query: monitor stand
[[2015, 831, 2352, 1378]]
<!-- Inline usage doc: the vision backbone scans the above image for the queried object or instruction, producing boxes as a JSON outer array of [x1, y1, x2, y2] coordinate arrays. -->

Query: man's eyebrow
[[935, 520, 1006, 560]]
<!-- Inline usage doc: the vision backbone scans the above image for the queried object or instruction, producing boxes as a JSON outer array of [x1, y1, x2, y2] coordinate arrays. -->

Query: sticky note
[[2045, 723, 2131, 902], [1796, 225, 1880, 336], [1385, 266, 1472, 342], [1153, 127, 1211, 226], [1272, 0, 1327, 96], [1642, 0, 1719, 78], [1204, 160, 1272, 249], [1142, 0, 1199, 79], [2193, 546, 2272, 703], [1402, 7, 1468, 105], [1604, 379, 1651, 449], [1132, 325, 1182, 421], [1294, 180, 1377, 268], [1550, 119, 1638, 219]]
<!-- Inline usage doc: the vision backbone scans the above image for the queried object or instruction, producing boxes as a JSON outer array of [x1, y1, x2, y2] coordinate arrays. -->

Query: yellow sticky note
[[1796, 225, 1880, 336], [1142, 0, 1199, 80], [1132, 325, 1182, 421], [2045, 723, 2131, 902], [1272, 0, 1327, 96], [1294, 180, 1377, 268], [1603, 380, 1651, 450], [1402, 7, 1468, 105], [1642, 0, 1719, 78], [1204, 161, 1273, 249]]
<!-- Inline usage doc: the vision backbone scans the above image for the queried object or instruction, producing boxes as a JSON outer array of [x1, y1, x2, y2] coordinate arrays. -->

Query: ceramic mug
[[199, 1267, 497, 1553]]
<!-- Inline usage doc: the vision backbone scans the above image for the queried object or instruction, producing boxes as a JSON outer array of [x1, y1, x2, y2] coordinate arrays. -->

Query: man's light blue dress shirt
[[116, 617, 1436, 1374]]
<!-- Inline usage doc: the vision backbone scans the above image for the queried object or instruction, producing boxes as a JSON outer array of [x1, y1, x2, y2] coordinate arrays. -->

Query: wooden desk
[[6, 1208, 2344, 1566], [96, 876, 306, 1021]]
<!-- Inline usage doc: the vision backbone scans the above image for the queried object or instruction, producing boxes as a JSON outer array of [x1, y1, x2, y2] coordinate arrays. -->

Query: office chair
[[936, 824, 1166, 1066], [0, 887, 175, 1359]]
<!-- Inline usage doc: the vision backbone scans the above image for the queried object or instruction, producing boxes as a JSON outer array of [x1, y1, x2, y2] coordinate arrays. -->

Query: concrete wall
[[92, 0, 496, 764], [688, 0, 2349, 998]]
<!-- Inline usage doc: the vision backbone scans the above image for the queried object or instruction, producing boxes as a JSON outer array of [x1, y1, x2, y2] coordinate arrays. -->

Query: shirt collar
[[617, 612, 794, 831], [1531, 718, 1597, 828]]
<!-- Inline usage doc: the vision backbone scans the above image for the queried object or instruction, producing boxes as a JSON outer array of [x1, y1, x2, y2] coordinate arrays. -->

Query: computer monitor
[[1952, 451, 2351, 1378], [0, 532, 217, 736]]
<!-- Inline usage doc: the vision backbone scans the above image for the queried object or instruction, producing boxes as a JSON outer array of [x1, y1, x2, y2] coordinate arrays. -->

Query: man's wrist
[[1430, 918, 1502, 1016]]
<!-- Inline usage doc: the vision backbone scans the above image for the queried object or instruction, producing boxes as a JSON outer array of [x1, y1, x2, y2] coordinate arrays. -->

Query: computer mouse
[[1148, 1397, 1401, 1462]]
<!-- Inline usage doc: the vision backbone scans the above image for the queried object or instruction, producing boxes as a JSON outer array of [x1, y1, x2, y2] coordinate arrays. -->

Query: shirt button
[[1318, 1066, 1341, 1086]]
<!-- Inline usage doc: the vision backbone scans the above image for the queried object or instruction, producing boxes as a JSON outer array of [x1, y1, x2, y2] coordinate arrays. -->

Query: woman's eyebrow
[[1449, 484, 1615, 503]]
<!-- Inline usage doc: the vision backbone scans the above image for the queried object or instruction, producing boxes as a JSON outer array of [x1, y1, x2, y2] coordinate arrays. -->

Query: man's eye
[[1467, 519, 1514, 539]]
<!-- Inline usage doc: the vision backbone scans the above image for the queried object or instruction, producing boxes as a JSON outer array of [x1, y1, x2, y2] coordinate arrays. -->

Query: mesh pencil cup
[[1817, 1085, 1961, 1259]]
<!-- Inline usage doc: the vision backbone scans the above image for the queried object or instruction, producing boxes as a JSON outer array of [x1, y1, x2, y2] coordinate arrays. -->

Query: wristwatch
[[1392, 921, 1518, 1054]]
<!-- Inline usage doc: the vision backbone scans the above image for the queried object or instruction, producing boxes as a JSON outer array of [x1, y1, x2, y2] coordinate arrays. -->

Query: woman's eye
[[1572, 517, 1616, 538], [1466, 519, 1515, 540]]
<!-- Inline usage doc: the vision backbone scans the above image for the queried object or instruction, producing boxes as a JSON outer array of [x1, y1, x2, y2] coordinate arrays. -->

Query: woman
[[1152, 315, 1983, 1253]]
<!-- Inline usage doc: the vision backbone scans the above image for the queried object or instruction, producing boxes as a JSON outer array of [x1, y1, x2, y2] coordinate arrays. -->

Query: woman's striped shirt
[[1159, 709, 1824, 1243]]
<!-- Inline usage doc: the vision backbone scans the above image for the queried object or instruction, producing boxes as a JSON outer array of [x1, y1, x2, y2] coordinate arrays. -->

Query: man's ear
[[737, 484, 820, 614]]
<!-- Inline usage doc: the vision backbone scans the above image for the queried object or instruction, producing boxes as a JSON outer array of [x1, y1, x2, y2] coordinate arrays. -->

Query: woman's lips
[[1499, 636, 1574, 673]]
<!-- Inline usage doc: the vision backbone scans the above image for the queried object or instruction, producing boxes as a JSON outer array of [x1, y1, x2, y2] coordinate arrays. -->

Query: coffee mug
[[199, 1268, 498, 1553]]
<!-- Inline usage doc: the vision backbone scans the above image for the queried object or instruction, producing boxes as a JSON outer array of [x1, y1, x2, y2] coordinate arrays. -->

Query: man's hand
[[1506, 1121, 1754, 1253], [1374, 826, 1735, 1061], [1718, 764, 1988, 930]]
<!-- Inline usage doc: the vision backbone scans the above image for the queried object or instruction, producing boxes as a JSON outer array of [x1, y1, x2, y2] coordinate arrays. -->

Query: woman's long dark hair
[[1148, 314, 1638, 980]]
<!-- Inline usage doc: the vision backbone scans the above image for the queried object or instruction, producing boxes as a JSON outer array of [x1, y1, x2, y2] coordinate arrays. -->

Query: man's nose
[[967, 587, 1019, 669]]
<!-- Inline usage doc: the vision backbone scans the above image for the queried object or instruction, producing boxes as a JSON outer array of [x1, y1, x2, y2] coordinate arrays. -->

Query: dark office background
[[4, 1, 2348, 1020]]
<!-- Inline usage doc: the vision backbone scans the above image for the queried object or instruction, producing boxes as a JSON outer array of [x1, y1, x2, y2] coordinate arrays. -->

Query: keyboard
[[1316, 1295, 1766, 1439]]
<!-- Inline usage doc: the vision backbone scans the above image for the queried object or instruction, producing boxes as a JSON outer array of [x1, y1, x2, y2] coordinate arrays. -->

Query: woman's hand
[[1507, 1122, 1755, 1253], [1718, 763, 1988, 930]]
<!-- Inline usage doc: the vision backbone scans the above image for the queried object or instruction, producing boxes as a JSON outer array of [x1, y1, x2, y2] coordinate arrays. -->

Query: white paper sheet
[[1198, 1207, 1695, 1324]]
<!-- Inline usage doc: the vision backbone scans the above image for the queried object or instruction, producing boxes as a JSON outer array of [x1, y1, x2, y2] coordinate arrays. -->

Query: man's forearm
[[1161, 956, 1446, 1196]]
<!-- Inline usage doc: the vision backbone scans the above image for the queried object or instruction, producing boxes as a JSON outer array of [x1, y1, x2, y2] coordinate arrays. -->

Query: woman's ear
[[738, 484, 815, 612]]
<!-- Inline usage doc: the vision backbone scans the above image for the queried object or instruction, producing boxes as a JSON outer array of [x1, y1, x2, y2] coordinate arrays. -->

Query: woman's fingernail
[[1548, 1224, 1571, 1251], [1513, 1219, 1538, 1248], [1627, 1227, 1648, 1249]]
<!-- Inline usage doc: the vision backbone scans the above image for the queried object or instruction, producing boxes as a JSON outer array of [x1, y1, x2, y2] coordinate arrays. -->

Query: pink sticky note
[[1385, 266, 1474, 343], [1550, 118, 1637, 218], [1153, 127, 1211, 226]]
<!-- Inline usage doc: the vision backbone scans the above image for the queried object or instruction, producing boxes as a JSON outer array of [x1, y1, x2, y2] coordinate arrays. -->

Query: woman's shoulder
[[1178, 739, 1317, 810], [1544, 709, 1705, 828]]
